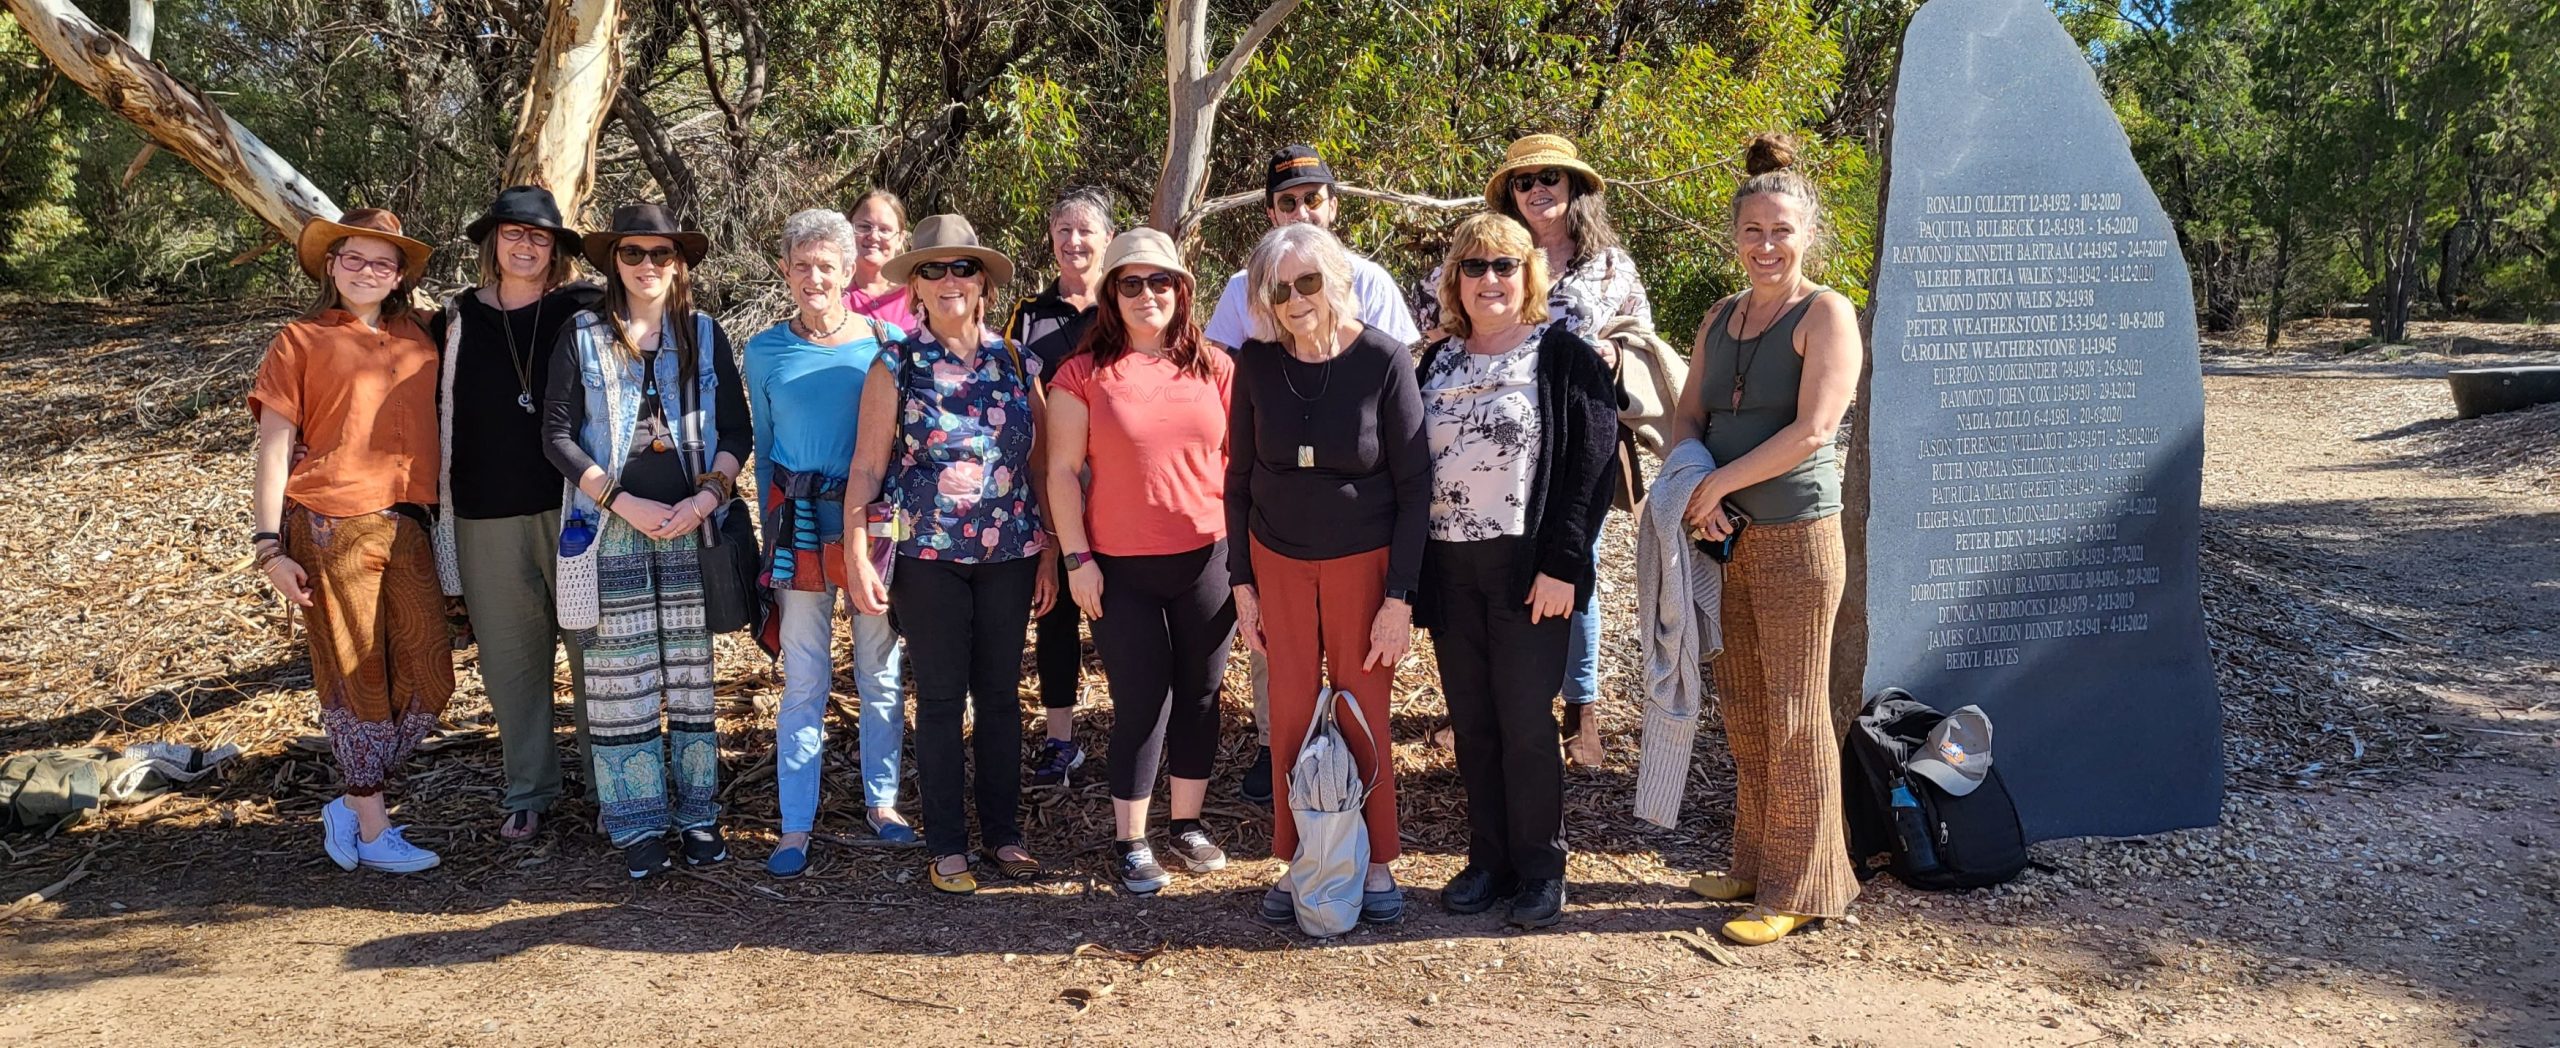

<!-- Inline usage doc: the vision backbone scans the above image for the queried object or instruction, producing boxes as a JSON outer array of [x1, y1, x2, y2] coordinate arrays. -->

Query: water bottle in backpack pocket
[[1843, 688, 2031, 890]]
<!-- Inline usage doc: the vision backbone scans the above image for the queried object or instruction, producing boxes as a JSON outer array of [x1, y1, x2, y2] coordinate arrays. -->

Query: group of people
[[244, 130, 1862, 945]]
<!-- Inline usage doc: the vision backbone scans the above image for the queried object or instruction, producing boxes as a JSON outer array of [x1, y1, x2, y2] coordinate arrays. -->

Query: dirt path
[[1, 307, 2554, 1047]]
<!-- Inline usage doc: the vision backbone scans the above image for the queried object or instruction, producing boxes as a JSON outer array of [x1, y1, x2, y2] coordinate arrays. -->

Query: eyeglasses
[[851, 222, 898, 239], [615, 245, 681, 268], [1457, 257, 1524, 279], [331, 252, 403, 279], [1508, 169, 1569, 195], [1114, 272, 1180, 298], [1264, 272, 1326, 305], [915, 259, 983, 281], [1271, 187, 1329, 214], [496, 226, 553, 248]]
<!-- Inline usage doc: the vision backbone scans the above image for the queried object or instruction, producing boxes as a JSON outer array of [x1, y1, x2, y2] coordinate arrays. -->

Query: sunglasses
[[915, 259, 984, 281], [1457, 257, 1524, 279], [1272, 187, 1329, 214], [1114, 272, 1180, 298], [1264, 272, 1326, 305], [496, 226, 553, 248], [1508, 168, 1569, 195], [331, 252, 403, 279], [615, 244, 682, 267]]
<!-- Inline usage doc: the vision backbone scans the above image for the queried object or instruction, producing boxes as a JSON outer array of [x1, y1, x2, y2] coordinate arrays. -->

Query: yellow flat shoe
[[1720, 909, 1818, 946], [927, 858, 977, 895], [1687, 872, 1757, 901]]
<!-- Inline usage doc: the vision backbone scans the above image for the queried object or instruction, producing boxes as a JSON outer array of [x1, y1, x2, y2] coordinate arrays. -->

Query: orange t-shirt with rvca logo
[[246, 309, 441, 518]]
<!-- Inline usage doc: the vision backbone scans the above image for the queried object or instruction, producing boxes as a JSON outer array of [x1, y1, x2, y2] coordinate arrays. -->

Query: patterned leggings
[[289, 506, 453, 795], [582, 516, 719, 847], [1711, 514, 1859, 919]]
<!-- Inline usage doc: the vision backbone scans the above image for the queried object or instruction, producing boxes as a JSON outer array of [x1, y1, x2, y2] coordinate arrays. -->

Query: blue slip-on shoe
[[1361, 886, 1407, 925], [1258, 884, 1296, 926], [867, 815, 921, 847], [767, 845, 809, 879]]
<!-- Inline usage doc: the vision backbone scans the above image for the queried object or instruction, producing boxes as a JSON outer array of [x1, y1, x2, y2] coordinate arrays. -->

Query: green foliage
[[0, 0, 1901, 339]]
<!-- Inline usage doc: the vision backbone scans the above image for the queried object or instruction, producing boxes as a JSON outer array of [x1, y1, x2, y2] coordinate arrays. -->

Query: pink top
[[846, 284, 918, 332], [1049, 349, 1233, 556]]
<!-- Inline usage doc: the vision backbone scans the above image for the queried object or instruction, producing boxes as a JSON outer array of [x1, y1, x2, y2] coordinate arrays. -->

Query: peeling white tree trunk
[[4, 0, 338, 240], [1151, 0, 1301, 232], [501, 0, 623, 220]]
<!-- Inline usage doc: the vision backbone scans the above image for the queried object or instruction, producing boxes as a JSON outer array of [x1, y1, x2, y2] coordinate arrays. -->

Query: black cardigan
[[1412, 322, 1622, 631]]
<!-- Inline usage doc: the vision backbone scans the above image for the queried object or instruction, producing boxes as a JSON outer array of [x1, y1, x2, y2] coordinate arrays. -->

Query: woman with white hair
[[743, 208, 915, 878], [1225, 223, 1430, 926]]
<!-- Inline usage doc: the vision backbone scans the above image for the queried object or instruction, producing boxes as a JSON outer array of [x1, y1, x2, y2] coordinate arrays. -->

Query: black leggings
[[1035, 557, 1083, 710], [891, 555, 1038, 857], [1091, 540, 1235, 801]]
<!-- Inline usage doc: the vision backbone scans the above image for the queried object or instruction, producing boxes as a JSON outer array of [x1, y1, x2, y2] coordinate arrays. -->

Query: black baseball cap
[[1264, 144, 1337, 201]]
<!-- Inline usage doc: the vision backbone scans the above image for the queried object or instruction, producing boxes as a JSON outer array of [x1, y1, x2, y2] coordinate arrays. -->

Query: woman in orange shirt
[[247, 209, 453, 875]]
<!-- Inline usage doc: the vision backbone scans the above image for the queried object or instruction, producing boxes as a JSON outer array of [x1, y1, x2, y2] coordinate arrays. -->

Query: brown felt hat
[[882, 214, 1015, 286], [1485, 133, 1605, 206], [295, 208, 432, 283], [580, 202, 712, 271]]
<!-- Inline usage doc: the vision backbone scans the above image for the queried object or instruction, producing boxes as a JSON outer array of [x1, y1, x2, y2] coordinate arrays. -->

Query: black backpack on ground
[[1841, 688, 2031, 890]]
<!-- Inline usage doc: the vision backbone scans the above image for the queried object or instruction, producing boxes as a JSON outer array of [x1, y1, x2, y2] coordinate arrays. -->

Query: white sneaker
[[355, 826, 442, 874], [320, 797, 360, 871]]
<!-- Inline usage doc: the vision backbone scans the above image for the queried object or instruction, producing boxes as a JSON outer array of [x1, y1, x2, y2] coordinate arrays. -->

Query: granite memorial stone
[[1862, 0, 2222, 840]]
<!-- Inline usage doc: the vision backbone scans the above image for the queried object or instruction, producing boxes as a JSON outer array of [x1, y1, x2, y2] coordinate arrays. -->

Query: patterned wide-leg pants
[[582, 516, 719, 847], [290, 506, 454, 795]]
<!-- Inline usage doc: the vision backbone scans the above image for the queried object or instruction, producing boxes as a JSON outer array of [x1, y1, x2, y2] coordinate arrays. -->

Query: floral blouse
[[1413, 244, 1652, 341], [1421, 322, 1548, 541], [888, 330, 1045, 562]]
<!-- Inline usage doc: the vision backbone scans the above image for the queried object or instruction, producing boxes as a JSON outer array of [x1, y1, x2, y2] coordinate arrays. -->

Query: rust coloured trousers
[[1711, 513, 1859, 918], [1251, 537, 1401, 864]]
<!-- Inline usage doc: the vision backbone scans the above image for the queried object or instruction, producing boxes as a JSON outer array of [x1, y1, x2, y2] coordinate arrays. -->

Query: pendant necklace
[[1279, 341, 1335, 469], [494, 288, 544, 414], [1729, 279, 1799, 411]]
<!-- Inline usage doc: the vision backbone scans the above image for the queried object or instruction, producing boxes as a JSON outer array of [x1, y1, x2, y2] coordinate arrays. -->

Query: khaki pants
[[455, 511, 592, 813]]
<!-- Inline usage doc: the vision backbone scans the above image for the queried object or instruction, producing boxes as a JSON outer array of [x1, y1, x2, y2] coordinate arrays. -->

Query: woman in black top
[[431, 186, 600, 843], [1226, 223, 1429, 926], [1412, 214, 1618, 929], [540, 203, 750, 879]]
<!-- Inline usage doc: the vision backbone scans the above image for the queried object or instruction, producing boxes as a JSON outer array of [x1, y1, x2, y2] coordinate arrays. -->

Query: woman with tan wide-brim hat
[[1417, 132, 1656, 769], [1043, 228, 1238, 895], [251, 207, 451, 876], [843, 212, 1054, 894]]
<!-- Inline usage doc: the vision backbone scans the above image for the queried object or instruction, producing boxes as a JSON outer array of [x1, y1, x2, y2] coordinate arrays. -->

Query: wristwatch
[[1062, 550, 1095, 569]]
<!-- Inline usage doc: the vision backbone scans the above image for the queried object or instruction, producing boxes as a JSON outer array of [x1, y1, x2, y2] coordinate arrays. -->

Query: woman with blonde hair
[[542, 202, 749, 879], [1226, 222, 1429, 926], [1414, 213, 1619, 928], [248, 208, 450, 874], [844, 188, 919, 332], [844, 214, 1056, 894], [1671, 133, 1864, 944]]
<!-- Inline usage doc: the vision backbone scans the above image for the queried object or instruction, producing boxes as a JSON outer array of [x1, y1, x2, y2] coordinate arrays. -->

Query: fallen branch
[[1, 853, 94, 921]]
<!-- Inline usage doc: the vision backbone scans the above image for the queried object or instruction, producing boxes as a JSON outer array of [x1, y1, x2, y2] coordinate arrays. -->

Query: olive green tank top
[[1699, 288, 1841, 524]]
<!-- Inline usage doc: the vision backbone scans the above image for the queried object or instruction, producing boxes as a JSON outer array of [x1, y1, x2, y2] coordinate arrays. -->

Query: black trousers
[[1091, 540, 1235, 801], [891, 555, 1038, 857], [1425, 535, 1572, 880], [1035, 557, 1083, 710]]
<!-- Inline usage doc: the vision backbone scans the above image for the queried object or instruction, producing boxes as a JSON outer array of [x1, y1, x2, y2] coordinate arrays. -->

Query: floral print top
[[1421, 322, 1548, 541], [888, 329, 1045, 562]]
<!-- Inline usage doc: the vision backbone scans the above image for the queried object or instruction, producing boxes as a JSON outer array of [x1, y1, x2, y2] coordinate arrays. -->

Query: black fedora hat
[[581, 202, 712, 271], [465, 185, 583, 245]]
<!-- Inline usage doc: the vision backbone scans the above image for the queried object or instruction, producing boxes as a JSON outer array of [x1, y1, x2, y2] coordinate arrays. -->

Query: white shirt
[[1202, 251, 1420, 349]]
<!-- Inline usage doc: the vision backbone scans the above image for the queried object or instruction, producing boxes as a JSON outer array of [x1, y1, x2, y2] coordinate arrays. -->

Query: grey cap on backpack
[[1906, 704, 1993, 797]]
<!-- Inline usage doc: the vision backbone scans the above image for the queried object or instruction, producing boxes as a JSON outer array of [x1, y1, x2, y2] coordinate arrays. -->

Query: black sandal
[[981, 846, 1043, 880]]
